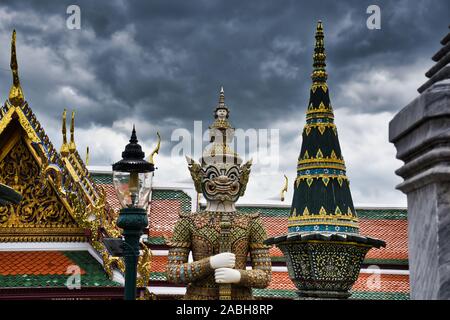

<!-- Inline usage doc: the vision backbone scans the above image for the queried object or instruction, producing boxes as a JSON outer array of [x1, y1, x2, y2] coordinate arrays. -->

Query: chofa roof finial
[[9, 30, 25, 106], [60, 109, 69, 157], [69, 111, 76, 153]]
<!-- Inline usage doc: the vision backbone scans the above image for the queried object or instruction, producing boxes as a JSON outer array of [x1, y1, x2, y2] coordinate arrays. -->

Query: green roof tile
[[235, 206, 407, 220], [253, 288, 409, 300], [356, 209, 407, 220], [152, 189, 192, 212], [0, 251, 119, 288], [351, 291, 409, 300], [150, 272, 167, 281], [91, 173, 113, 184], [146, 237, 166, 245]]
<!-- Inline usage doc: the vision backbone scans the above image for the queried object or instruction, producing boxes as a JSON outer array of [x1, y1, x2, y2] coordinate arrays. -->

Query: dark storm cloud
[[0, 0, 448, 150]]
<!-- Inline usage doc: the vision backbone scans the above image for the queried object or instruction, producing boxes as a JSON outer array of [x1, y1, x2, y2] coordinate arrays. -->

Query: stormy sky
[[0, 0, 448, 206]]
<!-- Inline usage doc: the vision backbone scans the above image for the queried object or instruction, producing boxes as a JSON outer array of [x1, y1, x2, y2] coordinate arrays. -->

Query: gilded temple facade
[[0, 31, 152, 299]]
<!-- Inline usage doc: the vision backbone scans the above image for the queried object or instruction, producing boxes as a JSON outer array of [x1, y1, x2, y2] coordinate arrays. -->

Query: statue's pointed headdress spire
[[219, 86, 225, 106], [311, 21, 327, 85], [214, 86, 229, 119], [9, 30, 25, 106]]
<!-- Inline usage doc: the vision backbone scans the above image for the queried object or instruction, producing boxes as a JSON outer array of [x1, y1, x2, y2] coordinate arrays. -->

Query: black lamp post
[[112, 126, 154, 300]]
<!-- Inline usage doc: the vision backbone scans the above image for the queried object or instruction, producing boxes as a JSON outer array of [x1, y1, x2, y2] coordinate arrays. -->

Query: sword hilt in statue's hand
[[218, 213, 232, 300]]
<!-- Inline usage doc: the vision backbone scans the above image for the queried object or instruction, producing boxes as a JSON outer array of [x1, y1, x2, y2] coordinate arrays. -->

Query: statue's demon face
[[186, 157, 252, 203], [202, 165, 241, 202]]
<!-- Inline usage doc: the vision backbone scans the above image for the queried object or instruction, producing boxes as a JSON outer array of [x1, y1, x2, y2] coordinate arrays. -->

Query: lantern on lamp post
[[112, 125, 154, 300]]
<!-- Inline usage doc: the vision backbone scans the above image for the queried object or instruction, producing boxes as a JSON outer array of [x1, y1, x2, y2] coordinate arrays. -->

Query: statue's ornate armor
[[166, 211, 271, 299], [165, 87, 272, 299]]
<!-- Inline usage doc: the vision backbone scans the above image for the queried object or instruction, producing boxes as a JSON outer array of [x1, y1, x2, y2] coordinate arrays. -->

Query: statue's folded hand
[[214, 268, 241, 284], [210, 252, 235, 269]]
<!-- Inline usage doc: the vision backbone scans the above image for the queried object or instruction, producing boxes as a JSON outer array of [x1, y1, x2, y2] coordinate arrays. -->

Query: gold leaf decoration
[[316, 149, 323, 158], [305, 126, 312, 136], [0, 139, 76, 228], [318, 125, 326, 135], [302, 207, 310, 216]]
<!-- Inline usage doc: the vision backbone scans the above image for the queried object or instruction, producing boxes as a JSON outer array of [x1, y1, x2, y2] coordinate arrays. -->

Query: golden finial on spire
[[69, 110, 76, 153], [85, 146, 90, 166], [9, 30, 25, 106], [311, 20, 328, 84], [60, 109, 69, 157]]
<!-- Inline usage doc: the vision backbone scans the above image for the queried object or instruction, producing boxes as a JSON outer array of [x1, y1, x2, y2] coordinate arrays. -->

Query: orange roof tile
[[99, 183, 122, 212], [268, 272, 297, 290], [260, 216, 408, 262], [360, 219, 408, 260], [353, 273, 409, 293], [149, 200, 182, 238], [150, 255, 168, 273], [0, 251, 86, 276], [266, 271, 409, 293]]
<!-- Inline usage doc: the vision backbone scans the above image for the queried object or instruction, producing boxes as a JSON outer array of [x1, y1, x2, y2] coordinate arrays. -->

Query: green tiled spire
[[289, 21, 358, 234]]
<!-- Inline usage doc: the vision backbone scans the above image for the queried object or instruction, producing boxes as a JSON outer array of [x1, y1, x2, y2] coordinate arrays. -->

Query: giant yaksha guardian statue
[[166, 87, 272, 300]]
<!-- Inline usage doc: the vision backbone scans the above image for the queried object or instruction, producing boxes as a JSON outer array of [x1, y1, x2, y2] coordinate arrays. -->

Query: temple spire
[[60, 109, 69, 157], [9, 30, 25, 107], [289, 20, 358, 234], [69, 111, 76, 153], [311, 21, 327, 84]]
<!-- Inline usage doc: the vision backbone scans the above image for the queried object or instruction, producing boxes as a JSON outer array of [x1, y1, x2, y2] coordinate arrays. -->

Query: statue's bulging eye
[[208, 172, 217, 179]]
